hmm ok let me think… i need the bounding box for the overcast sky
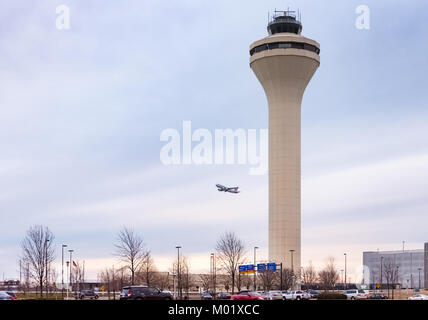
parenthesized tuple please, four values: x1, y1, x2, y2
(1, 0, 428, 281)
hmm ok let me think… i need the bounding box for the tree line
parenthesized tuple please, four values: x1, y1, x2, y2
(18, 225, 348, 298)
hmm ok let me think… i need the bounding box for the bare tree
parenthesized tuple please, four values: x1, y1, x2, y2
(137, 253, 157, 286)
(49, 268, 58, 294)
(241, 274, 253, 291)
(153, 272, 170, 290)
(383, 259, 399, 299)
(302, 261, 317, 289)
(19, 260, 31, 295)
(172, 256, 192, 298)
(114, 227, 149, 285)
(20, 225, 55, 298)
(199, 273, 212, 291)
(258, 270, 278, 291)
(116, 266, 130, 290)
(280, 268, 295, 291)
(99, 266, 119, 300)
(72, 261, 85, 293)
(215, 231, 246, 294)
(318, 257, 339, 291)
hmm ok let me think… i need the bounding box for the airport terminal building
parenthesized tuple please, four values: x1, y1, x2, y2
(363, 243, 428, 289)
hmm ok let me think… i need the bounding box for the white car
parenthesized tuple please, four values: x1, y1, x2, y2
(264, 291, 283, 300)
(343, 289, 368, 300)
(282, 290, 311, 300)
(408, 294, 428, 300)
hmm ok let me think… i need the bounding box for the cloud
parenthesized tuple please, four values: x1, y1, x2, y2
(1, 0, 428, 281)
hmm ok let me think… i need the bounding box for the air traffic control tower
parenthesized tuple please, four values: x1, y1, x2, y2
(250, 11, 320, 275)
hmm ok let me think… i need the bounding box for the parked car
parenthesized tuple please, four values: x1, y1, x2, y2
(75, 289, 99, 300)
(0, 291, 13, 300)
(119, 286, 173, 300)
(369, 293, 388, 300)
(343, 289, 368, 300)
(5, 292, 17, 300)
(408, 294, 428, 300)
(307, 290, 319, 299)
(201, 292, 213, 300)
(282, 290, 311, 300)
(231, 291, 264, 300)
(263, 291, 283, 300)
(216, 292, 231, 300)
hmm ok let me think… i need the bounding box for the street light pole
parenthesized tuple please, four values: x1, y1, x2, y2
(66, 261, 70, 300)
(290, 250, 295, 289)
(253, 247, 258, 291)
(340, 270, 344, 288)
(45, 239, 49, 297)
(410, 252, 413, 289)
(344, 253, 347, 290)
(418, 268, 422, 290)
(69, 249, 74, 298)
(213, 253, 216, 298)
(176, 246, 181, 300)
(210, 254, 213, 293)
(62, 244, 67, 298)
(380, 256, 384, 291)
(211, 253, 216, 298)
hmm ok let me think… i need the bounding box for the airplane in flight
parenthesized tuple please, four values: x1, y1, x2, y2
(216, 184, 240, 194)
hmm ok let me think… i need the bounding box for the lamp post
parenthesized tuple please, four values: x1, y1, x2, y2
(418, 268, 422, 290)
(62, 244, 67, 298)
(68, 249, 74, 297)
(410, 252, 413, 289)
(253, 247, 258, 291)
(173, 273, 176, 299)
(344, 253, 347, 290)
(340, 270, 344, 288)
(213, 253, 216, 298)
(380, 256, 384, 291)
(210, 254, 212, 293)
(211, 253, 216, 298)
(66, 261, 70, 300)
(45, 239, 50, 297)
(176, 246, 181, 299)
(290, 250, 295, 289)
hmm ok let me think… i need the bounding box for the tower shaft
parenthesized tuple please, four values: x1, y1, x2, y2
(250, 16, 320, 276)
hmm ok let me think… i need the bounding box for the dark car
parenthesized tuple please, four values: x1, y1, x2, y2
(0, 291, 13, 300)
(201, 292, 213, 300)
(120, 286, 173, 300)
(76, 290, 99, 300)
(369, 293, 388, 300)
(217, 292, 231, 300)
(308, 290, 319, 299)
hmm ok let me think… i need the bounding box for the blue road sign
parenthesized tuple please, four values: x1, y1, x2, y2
(239, 265, 247, 273)
(267, 263, 276, 272)
(257, 264, 266, 273)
